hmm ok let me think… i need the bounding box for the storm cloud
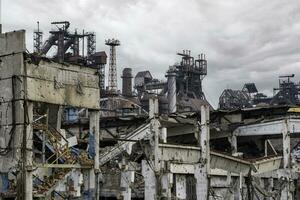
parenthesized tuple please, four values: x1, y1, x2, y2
(2, 0, 300, 107)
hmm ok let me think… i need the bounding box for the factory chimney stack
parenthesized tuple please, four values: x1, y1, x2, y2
(122, 68, 133, 97)
(166, 66, 177, 113)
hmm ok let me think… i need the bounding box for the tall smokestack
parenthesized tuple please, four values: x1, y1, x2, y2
(166, 66, 177, 113)
(122, 68, 133, 97)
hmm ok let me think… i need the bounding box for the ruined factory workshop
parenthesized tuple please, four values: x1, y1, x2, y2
(1, 0, 300, 199)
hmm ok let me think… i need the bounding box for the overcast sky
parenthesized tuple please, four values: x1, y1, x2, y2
(2, 0, 300, 108)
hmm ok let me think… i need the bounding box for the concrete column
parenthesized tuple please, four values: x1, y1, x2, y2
(88, 110, 100, 200)
(195, 105, 210, 200)
(175, 175, 186, 200)
(142, 160, 157, 200)
(83, 170, 95, 199)
(152, 119, 160, 173)
(149, 97, 159, 119)
(161, 127, 167, 143)
(226, 171, 232, 185)
(120, 170, 135, 200)
(56, 106, 63, 130)
(237, 173, 243, 200)
(24, 101, 33, 200)
(149, 97, 160, 173)
(282, 119, 290, 169)
(14, 100, 24, 199)
(281, 119, 292, 200)
(225, 172, 234, 199)
(267, 178, 274, 200)
(265, 140, 268, 157)
(145, 97, 160, 199)
(200, 105, 210, 171)
(161, 173, 173, 199)
(195, 163, 208, 200)
(228, 135, 237, 155)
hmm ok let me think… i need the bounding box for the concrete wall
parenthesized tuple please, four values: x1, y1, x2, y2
(0, 31, 26, 172)
(25, 60, 100, 109)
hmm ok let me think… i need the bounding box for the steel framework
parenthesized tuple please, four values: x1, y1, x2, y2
(33, 22, 43, 53)
(105, 39, 120, 94)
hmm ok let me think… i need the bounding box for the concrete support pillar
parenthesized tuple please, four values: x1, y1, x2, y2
(83, 170, 95, 199)
(120, 170, 135, 200)
(142, 160, 157, 200)
(267, 178, 274, 200)
(265, 140, 268, 157)
(149, 97, 159, 119)
(226, 171, 232, 185)
(56, 106, 63, 130)
(149, 97, 160, 173)
(195, 105, 210, 200)
(145, 97, 160, 199)
(282, 119, 290, 169)
(200, 105, 210, 171)
(24, 101, 33, 200)
(15, 100, 25, 199)
(175, 175, 186, 200)
(83, 110, 99, 200)
(226, 171, 234, 199)
(237, 173, 243, 200)
(228, 135, 237, 155)
(256, 178, 265, 200)
(195, 163, 208, 200)
(281, 119, 292, 200)
(161, 173, 173, 199)
(161, 127, 167, 143)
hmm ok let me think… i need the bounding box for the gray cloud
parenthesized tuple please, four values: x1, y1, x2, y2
(2, 0, 300, 107)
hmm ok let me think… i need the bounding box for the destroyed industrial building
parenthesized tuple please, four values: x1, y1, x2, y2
(0, 20, 300, 200)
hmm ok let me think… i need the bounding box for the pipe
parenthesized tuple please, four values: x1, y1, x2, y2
(166, 67, 177, 114)
(122, 68, 133, 97)
(41, 34, 58, 55)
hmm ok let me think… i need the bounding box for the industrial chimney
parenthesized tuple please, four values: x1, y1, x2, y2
(122, 68, 133, 97)
(166, 66, 177, 113)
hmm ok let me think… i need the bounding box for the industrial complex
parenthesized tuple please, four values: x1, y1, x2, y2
(0, 21, 300, 200)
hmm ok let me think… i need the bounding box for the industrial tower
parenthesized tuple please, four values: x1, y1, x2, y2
(105, 38, 120, 94)
(176, 50, 207, 100)
(87, 32, 96, 57)
(33, 21, 43, 53)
